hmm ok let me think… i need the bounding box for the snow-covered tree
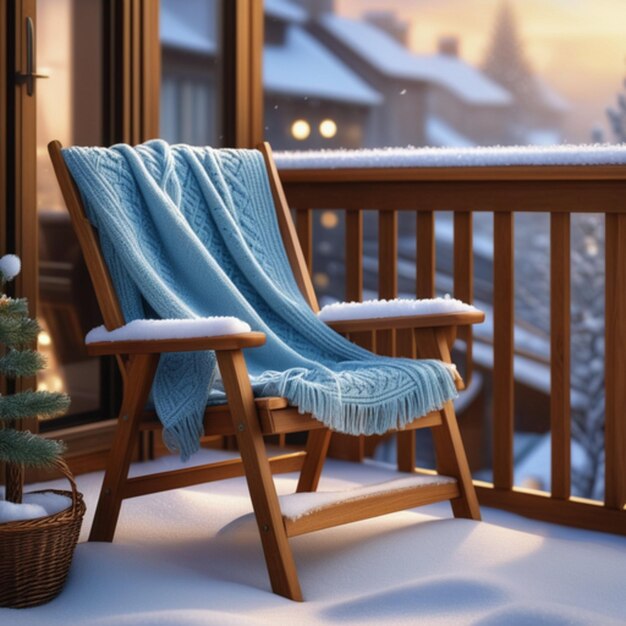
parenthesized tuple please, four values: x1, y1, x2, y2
(482, 1, 540, 130)
(483, 2, 532, 90)
(0, 255, 70, 505)
(604, 78, 626, 143)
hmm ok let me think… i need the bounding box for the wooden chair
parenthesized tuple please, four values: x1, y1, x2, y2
(48, 140, 483, 601)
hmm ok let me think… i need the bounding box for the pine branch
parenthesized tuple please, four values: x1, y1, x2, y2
(0, 349, 46, 378)
(0, 390, 70, 421)
(0, 316, 40, 347)
(0, 429, 65, 468)
(0, 296, 29, 317)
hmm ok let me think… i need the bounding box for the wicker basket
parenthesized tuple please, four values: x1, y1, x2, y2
(0, 459, 86, 608)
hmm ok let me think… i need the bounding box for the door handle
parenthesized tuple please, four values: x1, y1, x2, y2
(15, 17, 49, 96)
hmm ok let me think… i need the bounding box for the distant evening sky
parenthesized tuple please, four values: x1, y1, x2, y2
(337, 0, 626, 141)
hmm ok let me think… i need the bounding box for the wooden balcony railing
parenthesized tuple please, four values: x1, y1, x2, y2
(279, 161, 626, 536)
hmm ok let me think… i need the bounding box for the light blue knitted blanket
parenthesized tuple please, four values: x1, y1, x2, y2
(63, 141, 458, 459)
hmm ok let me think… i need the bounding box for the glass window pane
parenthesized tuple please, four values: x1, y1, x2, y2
(160, 0, 222, 146)
(36, 0, 104, 420)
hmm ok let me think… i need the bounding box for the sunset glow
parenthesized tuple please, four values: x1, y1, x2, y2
(337, 0, 626, 141)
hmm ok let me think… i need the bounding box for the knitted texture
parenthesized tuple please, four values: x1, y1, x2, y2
(62, 141, 458, 459)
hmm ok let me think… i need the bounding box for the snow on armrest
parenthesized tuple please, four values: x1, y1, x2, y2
(317, 296, 479, 323)
(85, 317, 252, 344)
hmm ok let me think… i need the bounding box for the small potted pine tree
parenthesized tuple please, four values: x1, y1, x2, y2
(0, 254, 85, 608)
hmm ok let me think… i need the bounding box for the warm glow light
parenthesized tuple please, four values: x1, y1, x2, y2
(319, 119, 338, 139)
(320, 211, 339, 229)
(37, 382, 49, 392)
(313, 272, 330, 288)
(38, 331, 52, 346)
(291, 119, 311, 141)
(50, 375, 64, 392)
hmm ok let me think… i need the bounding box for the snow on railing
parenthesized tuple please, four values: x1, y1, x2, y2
(274, 144, 626, 169)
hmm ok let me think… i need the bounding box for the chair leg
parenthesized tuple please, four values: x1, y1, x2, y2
(397, 430, 416, 473)
(432, 402, 481, 520)
(411, 326, 480, 520)
(297, 428, 331, 493)
(217, 350, 303, 601)
(90, 354, 159, 542)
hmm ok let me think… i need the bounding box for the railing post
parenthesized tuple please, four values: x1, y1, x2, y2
(605, 213, 626, 510)
(454, 211, 474, 384)
(416, 212, 435, 298)
(378, 211, 397, 356)
(493, 212, 514, 490)
(295, 208, 313, 273)
(345, 210, 363, 303)
(550, 212, 571, 500)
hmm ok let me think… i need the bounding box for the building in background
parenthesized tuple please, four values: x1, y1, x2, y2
(160, 0, 567, 151)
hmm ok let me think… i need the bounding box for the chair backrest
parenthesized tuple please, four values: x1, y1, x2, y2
(47, 140, 320, 337)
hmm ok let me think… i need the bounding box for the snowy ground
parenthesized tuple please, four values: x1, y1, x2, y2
(3, 448, 625, 625)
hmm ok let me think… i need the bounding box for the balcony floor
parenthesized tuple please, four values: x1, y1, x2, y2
(4, 448, 625, 625)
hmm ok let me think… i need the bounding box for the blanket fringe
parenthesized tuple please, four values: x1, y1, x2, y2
(269, 363, 459, 436)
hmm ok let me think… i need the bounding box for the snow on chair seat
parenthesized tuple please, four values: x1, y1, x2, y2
(280, 474, 459, 537)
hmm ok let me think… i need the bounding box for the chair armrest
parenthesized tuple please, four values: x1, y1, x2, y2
(84, 318, 265, 355)
(319, 297, 484, 333)
(86, 332, 266, 356)
(325, 311, 484, 333)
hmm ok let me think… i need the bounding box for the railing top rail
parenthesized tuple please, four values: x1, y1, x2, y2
(275, 144, 626, 182)
(278, 164, 626, 184)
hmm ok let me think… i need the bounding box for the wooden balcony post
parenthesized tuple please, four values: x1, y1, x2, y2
(605, 213, 626, 510)
(454, 211, 474, 384)
(493, 212, 514, 490)
(550, 212, 571, 500)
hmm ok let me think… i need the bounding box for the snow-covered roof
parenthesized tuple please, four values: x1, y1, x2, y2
(525, 129, 563, 146)
(425, 116, 475, 148)
(265, 0, 307, 23)
(320, 14, 512, 107)
(274, 143, 626, 169)
(534, 78, 569, 114)
(160, 0, 217, 55)
(264, 25, 382, 106)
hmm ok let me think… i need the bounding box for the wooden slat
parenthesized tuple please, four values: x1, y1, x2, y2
(122, 452, 306, 499)
(259, 142, 319, 312)
(295, 209, 313, 273)
(296, 429, 332, 493)
(86, 332, 267, 356)
(550, 212, 571, 500)
(326, 311, 484, 333)
(345, 209, 363, 302)
(378, 211, 397, 356)
(280, 180, 626, 214)
(284, 482, 460, 537)
(416, 212, 435, 298)
(454, 212, 474, 384)
(259, 408, 327, 435)
(475, 483, 626, 536)
(279, 164, 626, 184)
(605, 213, 626, 510)
(493, 212, 514, 490)
(346, 331, 376, 352)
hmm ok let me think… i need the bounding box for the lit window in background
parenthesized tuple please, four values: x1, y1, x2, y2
(320, 211, 339, 229)
(291, 119, 311, 140)
(319, 119, 337, 139)
(313, 272, 330, 288)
